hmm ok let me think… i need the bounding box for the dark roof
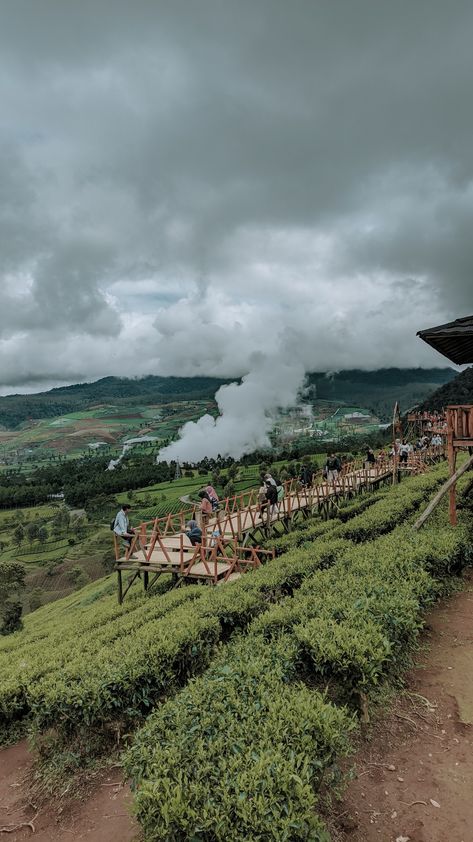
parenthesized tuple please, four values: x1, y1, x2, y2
(417, 315, 473, 365)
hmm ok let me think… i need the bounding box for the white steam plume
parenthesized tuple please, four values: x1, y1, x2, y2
(157, 354, 306, 463)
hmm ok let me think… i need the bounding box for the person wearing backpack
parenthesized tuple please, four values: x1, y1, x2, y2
(112, 503, 135, 548)
(265, 479, 278, 522)
(205, 484, 220, 511)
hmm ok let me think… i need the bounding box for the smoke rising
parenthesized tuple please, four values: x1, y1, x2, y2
(158, 355, 306, 462)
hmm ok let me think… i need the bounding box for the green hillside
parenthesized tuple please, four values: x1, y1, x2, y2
(307, 367, 455, 418)
(0, 368, 455, 430)
(419, 365, 473, 411)
(1, 460, 472, 840)
(0, 375, 231, 429)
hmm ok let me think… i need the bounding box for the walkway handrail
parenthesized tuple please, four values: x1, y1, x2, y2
(113, 445, 446, 560)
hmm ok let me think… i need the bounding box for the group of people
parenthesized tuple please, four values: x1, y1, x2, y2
(113, 434, 443, 552)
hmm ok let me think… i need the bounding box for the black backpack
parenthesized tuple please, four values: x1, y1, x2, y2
(266, 483, 277, 504)
(110, 517, 116, 531)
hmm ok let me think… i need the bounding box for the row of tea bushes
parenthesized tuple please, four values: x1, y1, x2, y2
(25, 541, 346, 740)
(0, 572, 173, 657)
(124, 505, 472, 840)
(256, 520, 473, 702)
(125, 635, 353, 842)
(0, 463, 450, 743)
(0, 585, 206, 731)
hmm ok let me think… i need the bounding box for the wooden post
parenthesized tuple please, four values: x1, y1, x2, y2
(446, 408, 457, 526)
(117, 568, 123, 605)
(413, 452, 473, 530)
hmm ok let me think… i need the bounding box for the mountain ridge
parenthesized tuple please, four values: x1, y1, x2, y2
(0, 368, 456, 429)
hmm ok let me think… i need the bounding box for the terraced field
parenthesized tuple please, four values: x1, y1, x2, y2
(2, 460, 473, 840)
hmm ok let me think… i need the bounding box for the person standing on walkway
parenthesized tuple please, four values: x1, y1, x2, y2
(325, 453, 341, 485)
(399, 440, 410, 465)
(205, 484, 220, 511)
(265, 480, 278, 524)
(198, 490, 213, 529)
(300, 463, 314, 487)
(365, 448, 376, 469)
(258, 478, 269, 523)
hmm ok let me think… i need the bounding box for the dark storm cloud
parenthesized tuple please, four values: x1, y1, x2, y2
(0, 0, 471, 388)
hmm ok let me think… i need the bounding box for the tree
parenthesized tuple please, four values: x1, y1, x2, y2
(26, 522, 39, 543)
(0, 560, 26, 635)
(223, 481, 235, 499)
(70, 565, 89, 589)
(13, 524, 25, 546)
(37, 525, 48, 544)
(227, 463, 239, 480)
(1, 600, 23, 635)
(29, 588, 43, 612)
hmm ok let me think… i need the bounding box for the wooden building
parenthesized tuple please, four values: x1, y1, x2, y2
(417, 315, 473, 525)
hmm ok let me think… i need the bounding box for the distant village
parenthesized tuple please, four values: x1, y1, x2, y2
(273, 402, 382, 445)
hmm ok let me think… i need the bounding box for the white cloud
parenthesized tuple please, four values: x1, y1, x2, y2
(0, 0, 471, 390)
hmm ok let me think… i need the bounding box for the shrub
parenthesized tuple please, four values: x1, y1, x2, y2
(125, 636, 353, 842)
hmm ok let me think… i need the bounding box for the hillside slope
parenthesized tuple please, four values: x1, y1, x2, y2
(307, 367, 455, 418)
(0, 368, 455, 429)
(0, 376, 231, 429)
(420, 366, 473, 410)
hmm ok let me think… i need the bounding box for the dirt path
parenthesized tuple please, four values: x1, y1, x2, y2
(330, 572, 473, 842)
(0, 742, 138, 841)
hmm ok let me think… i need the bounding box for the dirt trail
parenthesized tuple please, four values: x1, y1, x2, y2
(331, 572, 473, 842)
(0, 743, 138, 841)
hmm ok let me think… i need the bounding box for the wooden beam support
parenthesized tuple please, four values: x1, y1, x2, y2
(413, 453, 473, 530)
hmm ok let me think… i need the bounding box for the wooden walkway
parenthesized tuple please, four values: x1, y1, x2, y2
(114, 446, 445, 601)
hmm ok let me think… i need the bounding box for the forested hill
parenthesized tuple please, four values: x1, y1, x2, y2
(0, 367, 455, 429)
(0, 375, 232, 429)
(307, 367, 455, 419)
(419, 366, 473, 411)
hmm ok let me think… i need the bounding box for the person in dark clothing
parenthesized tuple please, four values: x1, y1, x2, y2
(185, 520, 202, 546)
(365, 448, 376, 468)
(300, 464, 314, 487)
(265, 480, 278, 523)
(325, 453, 341, 484)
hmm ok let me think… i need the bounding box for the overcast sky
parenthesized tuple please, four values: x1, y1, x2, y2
(0, 0, 471, 394)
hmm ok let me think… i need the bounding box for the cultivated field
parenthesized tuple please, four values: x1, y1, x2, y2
(2, 460, 472, 840)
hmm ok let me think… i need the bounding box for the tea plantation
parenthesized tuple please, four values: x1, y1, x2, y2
(2, 460, 472, 841)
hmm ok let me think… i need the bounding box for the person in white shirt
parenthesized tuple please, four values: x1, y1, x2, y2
(113, 504, 135, 547)
(399, 441, 410, 464)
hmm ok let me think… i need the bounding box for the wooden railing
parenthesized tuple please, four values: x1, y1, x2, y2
(112, 445, 446, 562)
